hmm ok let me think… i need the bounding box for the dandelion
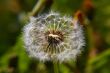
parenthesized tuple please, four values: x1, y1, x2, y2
(23, 11, 85, 62)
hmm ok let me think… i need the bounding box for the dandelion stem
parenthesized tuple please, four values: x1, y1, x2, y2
(53, 62, 59, 73)
(29, 0, 46, 16)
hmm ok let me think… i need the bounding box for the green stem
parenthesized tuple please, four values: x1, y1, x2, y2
(83, 24, 94, 73)
(29, 0, 46, 16)
(53, 62, 59, 73)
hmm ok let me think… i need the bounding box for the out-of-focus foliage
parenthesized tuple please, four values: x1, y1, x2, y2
(90, 49, 110, 73)
(0, 0, 110, 73)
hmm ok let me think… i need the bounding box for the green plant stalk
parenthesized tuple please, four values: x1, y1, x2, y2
(53, 62, 59, 73)
(85, 25, 95, 73)
(29, 0, 46, 16)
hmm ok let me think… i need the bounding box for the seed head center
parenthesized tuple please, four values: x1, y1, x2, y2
(45, 30, 64, 45)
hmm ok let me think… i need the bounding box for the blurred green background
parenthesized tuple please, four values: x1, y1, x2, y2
(0, 0, 110, 73)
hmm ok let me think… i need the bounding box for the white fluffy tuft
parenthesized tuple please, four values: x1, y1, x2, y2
(23, 11, 85, 62)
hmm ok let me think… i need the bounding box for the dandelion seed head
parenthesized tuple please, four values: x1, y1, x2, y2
(23, 11, 85, 62)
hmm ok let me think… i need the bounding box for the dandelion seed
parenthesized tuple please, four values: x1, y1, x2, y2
(23, 11, 85, 62)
